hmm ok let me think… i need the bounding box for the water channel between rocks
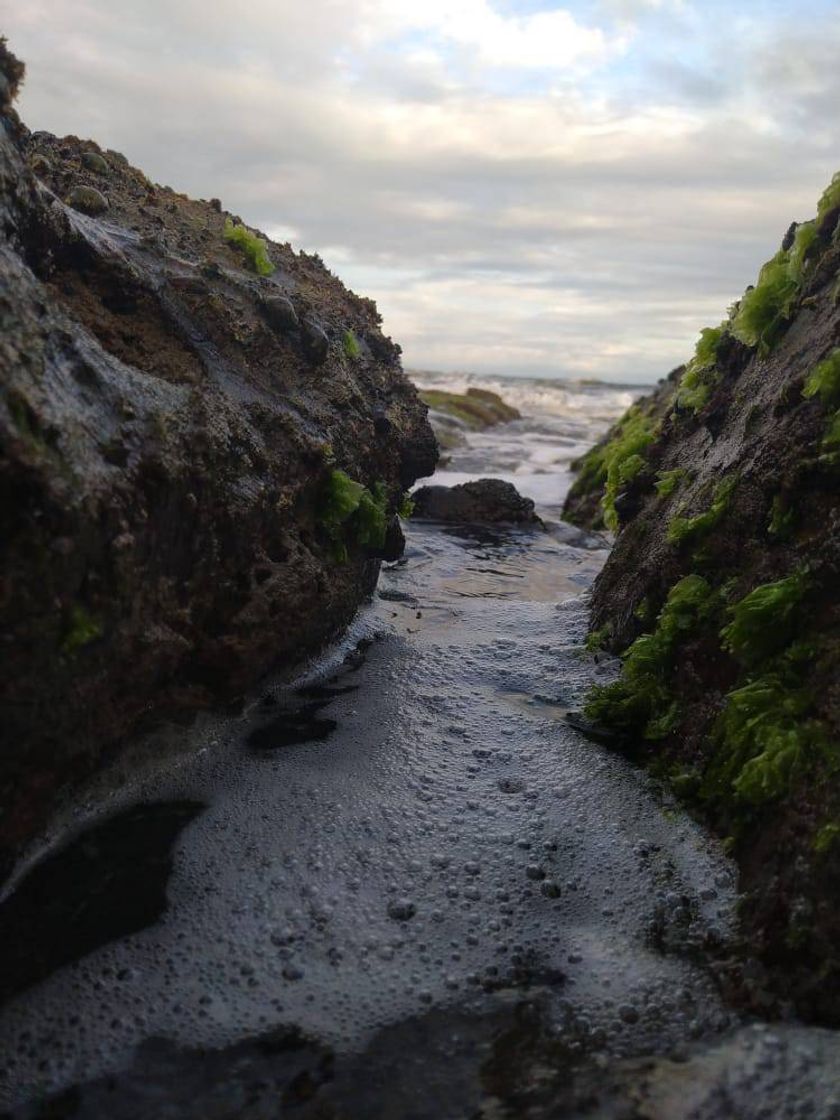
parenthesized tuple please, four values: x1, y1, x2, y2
(2, 377, 839, 1119)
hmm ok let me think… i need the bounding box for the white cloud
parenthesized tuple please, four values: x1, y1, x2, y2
(6, 0, 840, 383)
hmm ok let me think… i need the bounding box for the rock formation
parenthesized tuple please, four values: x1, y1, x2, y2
(0, 42, 437, 871)
(564, 170, 840, 1023)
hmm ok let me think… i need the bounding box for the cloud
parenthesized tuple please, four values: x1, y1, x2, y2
(6, 0, 840, 383)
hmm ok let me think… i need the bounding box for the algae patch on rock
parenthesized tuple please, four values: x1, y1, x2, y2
(564, 166, 840, 1024)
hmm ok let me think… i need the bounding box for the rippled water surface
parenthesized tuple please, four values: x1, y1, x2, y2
(2, 378, 839, 1118)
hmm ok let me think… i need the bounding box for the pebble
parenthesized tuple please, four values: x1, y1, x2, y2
(387, 899, 417, 921)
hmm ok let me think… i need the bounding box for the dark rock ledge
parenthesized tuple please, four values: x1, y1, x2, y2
(0, 41, 437, 872)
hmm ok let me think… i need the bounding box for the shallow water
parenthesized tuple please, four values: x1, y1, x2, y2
(2, 380, 839, 1118)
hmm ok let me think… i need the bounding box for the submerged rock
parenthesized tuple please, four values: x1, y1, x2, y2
(564, 168, 840, 1025)
(0, 43, 437, 870)
(412, 479, 540, 525)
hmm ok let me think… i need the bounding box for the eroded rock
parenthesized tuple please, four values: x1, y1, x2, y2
(412, 478, 540, 525)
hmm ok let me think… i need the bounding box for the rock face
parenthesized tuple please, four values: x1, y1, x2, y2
(0, 44, 437, 870)
(412, 479, 539, 524)
(563, 171, 840, 1024)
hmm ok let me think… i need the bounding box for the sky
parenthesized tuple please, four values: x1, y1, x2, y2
(4, 0, 840, 384)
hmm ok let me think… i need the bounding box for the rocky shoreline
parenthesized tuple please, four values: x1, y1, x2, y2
(0, 42, 436, 873)
(564, 174, 840, 1024)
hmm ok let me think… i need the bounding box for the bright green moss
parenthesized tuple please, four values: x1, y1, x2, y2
(318, 470, 388, 560)
(398, 492, 415, 519)
(816, 171, 840, 231)
(667, 476, 736, 546)
(343, 329, 361, 360)
(600, 406, 658, 531)
(674, 324, 727, 414)
(708, 644, 824, 806)
(655, 469, 687, 498)
(788, 220, 818, 281)
(354, 483, 388, 550)
(720, 571, 808, 666)
(584, 575, 718, 739)
(223, 218, 275, 276)
(731, 250, 799, 353)
(61, 605, 102, 655)
(803, 349, 840, 408)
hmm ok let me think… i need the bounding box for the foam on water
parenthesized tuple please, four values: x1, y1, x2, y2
(414, 373, 640, 505)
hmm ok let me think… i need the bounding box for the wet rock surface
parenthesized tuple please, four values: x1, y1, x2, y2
(0, 48, 436, 868)
(561, 185, 840, 1023)
(412, 478, 540, 524)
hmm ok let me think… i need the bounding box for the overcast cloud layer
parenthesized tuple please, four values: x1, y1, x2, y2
(5, 0, 840, 383)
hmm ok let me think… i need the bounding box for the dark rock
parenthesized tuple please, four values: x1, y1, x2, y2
(81, 150, 109, 174)
(568, 194, 840, 1027)
(301, 317, 330, 365)
(381, 515, 405, 562)
(209, 197, 222, 212)
(65, 184, 109, 215)
(412, 478, 539, 525)
(259, 293, 299, 334)
(0, 84, 437, 868)
(27, 152, 51, 177)
(372, 406, 392, 435)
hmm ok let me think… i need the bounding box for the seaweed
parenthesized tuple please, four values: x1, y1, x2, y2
(600, 406, 659, 531)
(667, 476, 736, 546)
(61, 605, 102, 656)
(816, 171, 840, 231)
(654, 468, 687, 498)
(223, 218, 275, 277)
(803, 349, 840, 408)
(584, 575, 719, 739)
(720, 571, 808, 666)
(731, 250, 799, 353)
(343, 329, 361, 360)
(674, 325, 726, 414)
(317, 470, 388, 559)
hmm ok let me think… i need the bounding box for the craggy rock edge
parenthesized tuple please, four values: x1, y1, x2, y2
(0, 44, 437, 872)
(562, 177, 840, 1024)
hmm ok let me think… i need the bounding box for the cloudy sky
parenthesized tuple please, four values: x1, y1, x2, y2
(6, 1, 840, 383)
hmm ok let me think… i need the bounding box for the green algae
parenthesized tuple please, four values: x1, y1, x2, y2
(674, 324, 726, 414)
(706, 643, 824, 807)
(721, 571, 808, 666)
(803, 349, 840, 408)
(61, 605, 102, 656)
(343, 329, 361, 360)
(768, 494, 795, 539)
(654, 469, 687, 499)
(667, 476, 736, 546)
(814, 822, 840, 854)
(731, 249, 799, 353)
(816, 171, 840, 231)
(600, 407, 659, 531)
(584, 575, 719, 739)
(223, 218, 275, 277)
(318, 470, 388, 560)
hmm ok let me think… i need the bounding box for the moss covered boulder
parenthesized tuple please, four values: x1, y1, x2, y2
(564, 170, 840, 1024)
(0, 43, 437, 872)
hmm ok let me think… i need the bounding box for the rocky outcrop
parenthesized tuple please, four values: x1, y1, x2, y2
(415, 385, 520, 452)
(563, 171, 840, 1023)
(412, 479, 540, 524)
(0, 44, 437, 870)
